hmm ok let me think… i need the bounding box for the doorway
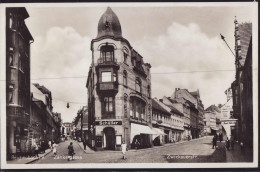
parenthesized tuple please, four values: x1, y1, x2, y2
(103, 127, 115, 150)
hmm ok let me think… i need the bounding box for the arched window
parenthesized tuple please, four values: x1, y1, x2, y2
(135, 78, 141, 93)
(123, 70, 127, 86)
(100, 45, 114, 62)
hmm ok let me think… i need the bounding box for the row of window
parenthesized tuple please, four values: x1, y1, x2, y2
(8, 13, 25, 30)
(100, 96, 148, 121)
(100, 70, 151, 96)
(152, 113, 184, 127)
(99, 45, 143, 71)
(129, 98, 146, 120)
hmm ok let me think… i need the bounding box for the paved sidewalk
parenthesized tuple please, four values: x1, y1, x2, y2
(7, 148, 52, 164)
(75, 140, 95, 154)
(76, 136, 206, 154)
(225, 143, 253, 162)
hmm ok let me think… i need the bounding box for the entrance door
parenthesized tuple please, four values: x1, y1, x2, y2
(103, 127, 115, 150)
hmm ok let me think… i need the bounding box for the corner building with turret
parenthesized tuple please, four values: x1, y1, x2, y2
(86, 7, 153, 151)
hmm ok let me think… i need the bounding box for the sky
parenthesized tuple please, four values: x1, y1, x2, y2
(23, 4, 256, 123)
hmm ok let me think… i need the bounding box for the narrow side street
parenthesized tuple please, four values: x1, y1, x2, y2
(33, 136, 226, 163)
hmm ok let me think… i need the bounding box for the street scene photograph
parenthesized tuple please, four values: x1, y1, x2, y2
(0, 2, 258, 169)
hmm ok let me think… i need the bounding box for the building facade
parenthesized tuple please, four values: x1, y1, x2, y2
(86, 7, 153, 151)
(6, 7, 33, 160)
(161, 97, 185, 141)
(32, 83, 61, 143)
(204, 105, 222, 135)
(172, 88, 200, 138)
(231, 18, 252, 149)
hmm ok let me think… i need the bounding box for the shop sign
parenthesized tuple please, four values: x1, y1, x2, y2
(95, 121, 122, 125)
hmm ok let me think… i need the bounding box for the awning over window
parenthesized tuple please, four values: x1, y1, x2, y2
(152, 128, 166, 140)
(130, 123, 157, 142)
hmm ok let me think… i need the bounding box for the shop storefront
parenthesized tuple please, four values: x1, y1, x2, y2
(130, 123, 155, 149)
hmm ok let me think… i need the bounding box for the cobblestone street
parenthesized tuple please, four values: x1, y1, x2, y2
(32, 136, 226, 164)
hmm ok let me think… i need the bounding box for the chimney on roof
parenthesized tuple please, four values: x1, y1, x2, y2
(159, 99, 163, 102)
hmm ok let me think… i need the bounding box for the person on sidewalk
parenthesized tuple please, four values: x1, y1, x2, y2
(48, 140, 52, 150)
(53, 142, 57, 156)
(83, 139, 87, 150)
(226, 137, 230, 150)
(68, 142, 75, 161)
(41, 140, 45, 153)
(121, 141, 127, 160)
(219, 133, 223, 143)
(240, 141, 244, 154)
(230, 136, 235, 150)
(34, 143, 39, 158)
(212, 135, 217, 149)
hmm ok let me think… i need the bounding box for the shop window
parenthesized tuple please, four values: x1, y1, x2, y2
(101, 71, 111, 82)
(135, 78, 141, 93)
(104, 97, 114, 112)
(100, 45, 114, 62)
(123, 70, 127, 86)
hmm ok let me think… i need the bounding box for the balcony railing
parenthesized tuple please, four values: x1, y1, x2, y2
(97, 58, 117, 65)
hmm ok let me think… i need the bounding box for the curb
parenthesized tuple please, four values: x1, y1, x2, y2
(26, 149, 52, 164)
(77, 136, 207, 154)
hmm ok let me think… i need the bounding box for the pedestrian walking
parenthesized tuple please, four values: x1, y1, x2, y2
(219, 133, 223, 143)
(134, 139, 140, 150)
(83, 140, 87, 150)
(230, 136, 235, 150)
(68, 142, 75, 161)
(53, 142, 57, 156)
(212, 135, 217, 149)
(41, 140, 45, 153)
(121, 141, 127, 160)
(34, 143, 39, 158)
(226, 137, 230, 150)
(240, 142, 244, 153)
(48, 140, 52, 150)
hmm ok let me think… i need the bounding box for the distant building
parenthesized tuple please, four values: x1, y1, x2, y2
(204, 105, 221, 135)
(63, 122, 73, 137)
(6, 7, 33, 160)
(32, 83, 61, 142)
(86, 7, 152, 151)
(172, 88, 203, 137)
(160, 97, 185, 141)
(220, 96, 237, 140)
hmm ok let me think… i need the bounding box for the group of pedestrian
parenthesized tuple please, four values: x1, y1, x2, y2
(212, 134, 245, 154)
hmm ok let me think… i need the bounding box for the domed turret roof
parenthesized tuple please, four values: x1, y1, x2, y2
(96, 7, 122, 39)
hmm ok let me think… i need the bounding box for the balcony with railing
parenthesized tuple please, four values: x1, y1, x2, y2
(96, 58, 119, 70)
(97, 81, 118, 94)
